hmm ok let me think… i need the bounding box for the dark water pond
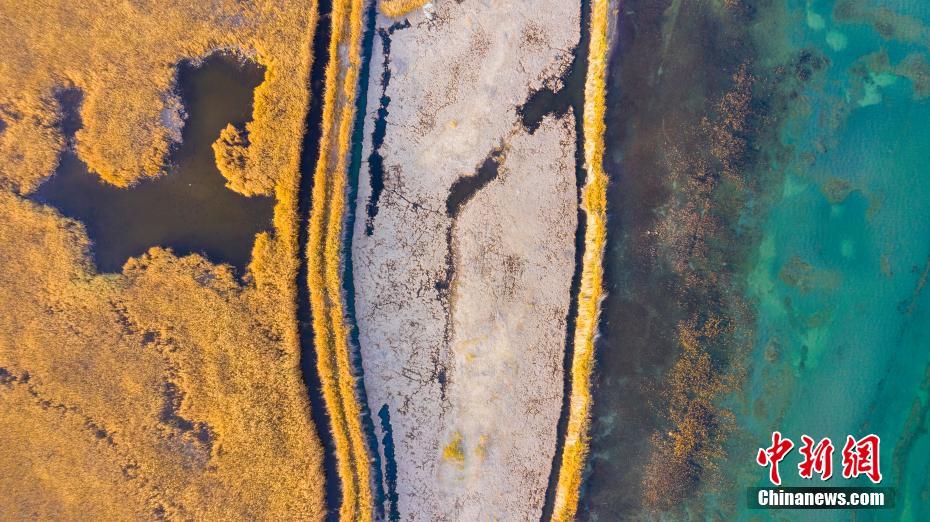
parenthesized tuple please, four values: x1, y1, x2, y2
(32, 55, 273, 273)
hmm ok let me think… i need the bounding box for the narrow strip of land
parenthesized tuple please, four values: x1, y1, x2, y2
(550, 0, 610, 519)
(306, 0, 373, 518)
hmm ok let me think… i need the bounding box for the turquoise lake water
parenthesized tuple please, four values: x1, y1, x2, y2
(714, 0, 930, 519)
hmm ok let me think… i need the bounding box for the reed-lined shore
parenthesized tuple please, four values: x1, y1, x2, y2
(549, 0, 610, 519)
(305, 0, 374, 518)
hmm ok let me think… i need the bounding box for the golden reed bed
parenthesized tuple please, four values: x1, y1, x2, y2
(379, 0, 428, 17)
(0, 0, 330, 518)
(306, 0, 373, 518)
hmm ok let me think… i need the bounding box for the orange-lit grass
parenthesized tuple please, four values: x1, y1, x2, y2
(0, 0, 316, 197)
(550, 0, 609, 519)
(306, 0, 373, 518)
(0, 0, 328, 518)
(380, 0, 429, 18)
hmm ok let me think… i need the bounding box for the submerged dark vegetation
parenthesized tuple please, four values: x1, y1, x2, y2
(581, 0, 823, 517)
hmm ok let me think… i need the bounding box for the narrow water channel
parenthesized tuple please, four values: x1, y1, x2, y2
(32, 55, 273, 274)
(343, 0, 388, 517)
(294, 0, 343, 518)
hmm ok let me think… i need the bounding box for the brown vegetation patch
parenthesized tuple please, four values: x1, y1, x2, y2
(821, 177, 853, 204)
(638, 58, 764, 512)
(852, 50, 930, 102)
(834, 0, 930, 49)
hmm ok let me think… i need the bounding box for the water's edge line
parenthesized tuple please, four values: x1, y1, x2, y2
(343, 0, 388, 518)
(549, 0, 610, 519)
(539, 0, 591, 518)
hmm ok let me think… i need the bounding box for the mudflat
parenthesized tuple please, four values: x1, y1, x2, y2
(352, 2, 580, 519)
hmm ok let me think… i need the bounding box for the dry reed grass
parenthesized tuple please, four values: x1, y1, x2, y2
(0, 0, 328, 518)
(550, 0, 610, 519)
(380, 0, 429, 18)
(306, 0, 374, 518)
(0, 0, 312, 197)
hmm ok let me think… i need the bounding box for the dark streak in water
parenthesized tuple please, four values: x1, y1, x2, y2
(517, 5, 587, 138)
(54, 87, 84, 145)
(364, 19, 411, 236)
(32, 55, 273, 276)
(426, 146, 507, 406)
(296, 0, 341, 516)
(444, 146, 505, 218)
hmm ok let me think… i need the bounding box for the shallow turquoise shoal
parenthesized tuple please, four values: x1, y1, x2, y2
(719, 1, 930, 520)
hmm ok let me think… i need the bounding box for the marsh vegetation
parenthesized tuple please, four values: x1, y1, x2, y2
(305, 0, 374, 518)
(32, 56, 274, 273)
(549, 0, 609, 520)
(0, 0, 328, 518)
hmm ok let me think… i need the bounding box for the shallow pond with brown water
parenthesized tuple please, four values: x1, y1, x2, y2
(33, 54, 273, 274)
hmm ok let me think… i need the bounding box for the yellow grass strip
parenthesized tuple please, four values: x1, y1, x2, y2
(550, 0, 610, 520)
(307, 0, 373, 518)
(379, 0, 428, 17)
